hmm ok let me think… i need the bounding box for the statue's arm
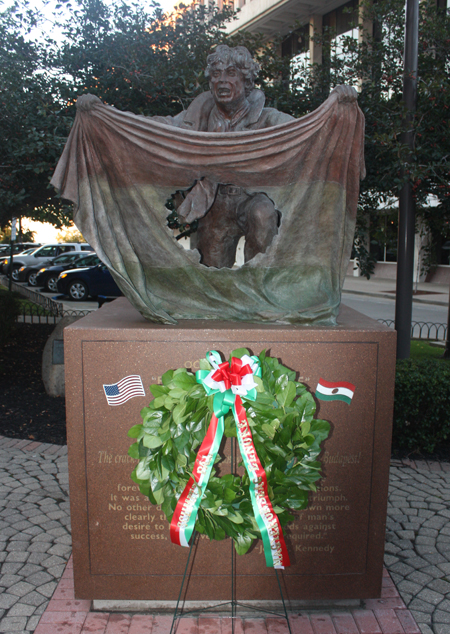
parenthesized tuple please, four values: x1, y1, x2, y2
(75, 94, 187, 127)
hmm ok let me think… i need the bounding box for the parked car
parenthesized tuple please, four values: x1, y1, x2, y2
(0, 242, 40, 256)
(35, 253, 101, 292)
(57, 261, 122, 301)
(17, 251, 90, 287)
(2, 243, 94, 278)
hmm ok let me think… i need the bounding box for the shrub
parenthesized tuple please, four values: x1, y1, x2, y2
(393, 359, 450, 453)
(0, 289, 21, 347)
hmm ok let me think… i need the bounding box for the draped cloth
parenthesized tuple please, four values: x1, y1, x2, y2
(51, 92, 365, 325)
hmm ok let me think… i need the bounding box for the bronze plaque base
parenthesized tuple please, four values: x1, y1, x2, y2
(64, 298, 396, 602)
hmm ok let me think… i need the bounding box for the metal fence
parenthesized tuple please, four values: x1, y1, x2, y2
(1, 275, 94, 324)
(377, 319, 448, 341)
(3, 275, 448, 338)
(16, 304, 93, 324)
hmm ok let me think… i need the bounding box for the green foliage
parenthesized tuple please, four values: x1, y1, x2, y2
(0, 288, 20, 346)
(128, 350, 330, 554)
(409, 340, 446, 360)
(0, 1, 74, 229)
(393, 358, 450, 453)
(274, 0, 450, 276)
(1, 0, 449, 263)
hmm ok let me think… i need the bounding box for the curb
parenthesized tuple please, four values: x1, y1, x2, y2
(342, 288, 449, 307)
(0, 434, 68, 457)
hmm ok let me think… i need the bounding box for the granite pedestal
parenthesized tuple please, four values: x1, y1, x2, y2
(64, 298, 396, 603)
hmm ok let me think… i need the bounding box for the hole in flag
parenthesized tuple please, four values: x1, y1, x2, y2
(332, 388, 339, 394)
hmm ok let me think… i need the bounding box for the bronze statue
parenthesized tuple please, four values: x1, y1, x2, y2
(53, 46, 365, 325)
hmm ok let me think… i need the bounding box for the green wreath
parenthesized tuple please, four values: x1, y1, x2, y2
(128, 349, 330, 555)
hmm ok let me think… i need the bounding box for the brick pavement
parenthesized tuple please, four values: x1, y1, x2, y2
(0, 436, 449, 633)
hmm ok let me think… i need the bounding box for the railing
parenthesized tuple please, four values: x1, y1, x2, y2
(1, 275, 94, 324)
(5, 277, 64, 316)
(16, 304, 93, 324)
(3, 275, 447, 337)
(377, 319, 448, 341)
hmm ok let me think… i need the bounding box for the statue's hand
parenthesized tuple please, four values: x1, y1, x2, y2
(331, 85, 358, 103)
(76, 94, 103, 111)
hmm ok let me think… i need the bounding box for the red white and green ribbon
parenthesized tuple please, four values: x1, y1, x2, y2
(169, 350, 290, 569)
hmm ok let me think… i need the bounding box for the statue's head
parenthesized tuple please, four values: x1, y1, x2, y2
(205, 45, 260, 106)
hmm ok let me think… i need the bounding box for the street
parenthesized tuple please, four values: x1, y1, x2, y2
(341, 292, 448, 341)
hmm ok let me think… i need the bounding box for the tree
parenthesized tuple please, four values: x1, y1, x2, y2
(1, 0, 448, 275)
(53, 0, 236, 117)
(0, 1, 73, 229)
(275, 0, 450, 276)
(55, 225, 85, 242)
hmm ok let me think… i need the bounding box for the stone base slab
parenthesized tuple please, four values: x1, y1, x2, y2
(64, 298, 397, 601)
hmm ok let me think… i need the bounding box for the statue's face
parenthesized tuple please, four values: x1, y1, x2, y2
(209, 62, 246, 108)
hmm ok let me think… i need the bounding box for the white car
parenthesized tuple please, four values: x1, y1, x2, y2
(2, 243, 94, 279)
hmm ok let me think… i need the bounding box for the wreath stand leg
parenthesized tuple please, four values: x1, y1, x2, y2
(169, 439, 292, 634)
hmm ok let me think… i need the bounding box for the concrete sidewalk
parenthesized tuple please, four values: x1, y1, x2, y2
(342, 276, 449, 307)
(1, 436, 449, 633)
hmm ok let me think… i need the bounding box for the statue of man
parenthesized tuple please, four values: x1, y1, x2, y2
(77, 44, 356, 269)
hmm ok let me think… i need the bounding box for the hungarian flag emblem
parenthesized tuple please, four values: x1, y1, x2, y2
(315, 378, 355, 405)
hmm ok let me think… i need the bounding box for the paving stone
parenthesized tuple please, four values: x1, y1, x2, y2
(27, 542, 51, 554)
(397, 580, 422, 596)
(0, 593, 19, 610)
(403, 556, 430, 569)
(416, 588, 445, 605)
(7, 583, 35, 598)
(31, 533, 53, 543)
(435, 625, 450, 634)
(398, 549, 416, 560)
(433, 610, 450, 623)
(0, 575, 24, 589)
(26, 614, 41, 631)
(427, 578, 450, 594)
(26, 572, 54, 586)
(421, 553, 449, 566)
(36, 582, 57, 598)
(5, 554, 28, 564)
(41, 555, 66, 569)
(47, 544, 71, 558)
(436, 599, 450, 612)
(7, 604, 35, 617)
(1, 564, 23, 576)
(46, 564, 66, 579)
(437, 563, 450, 575)
(397, 530, 416, 540)
(19, 591, 48, 607)
(26, 553, 49, 566)
(408, 597, 437, 613)
(389, 561, 416, 576)
(0, 615, 27, 632)
(415, 537, 436, 546)
(407, 609, 432, 623)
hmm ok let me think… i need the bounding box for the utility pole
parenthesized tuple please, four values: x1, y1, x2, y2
(395, 0, 419, 359)
(8, 217, 17, 292)
(444, 279, 450, 359)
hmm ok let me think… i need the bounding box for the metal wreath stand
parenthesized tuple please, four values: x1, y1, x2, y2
(169, 437, 292, 634)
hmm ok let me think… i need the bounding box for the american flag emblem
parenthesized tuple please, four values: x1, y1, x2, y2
(103, 375, 145, 406)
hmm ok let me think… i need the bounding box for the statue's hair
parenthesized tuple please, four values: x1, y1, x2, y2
(205, 45, 260, 96)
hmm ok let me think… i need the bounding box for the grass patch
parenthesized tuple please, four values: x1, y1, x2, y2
(410, 339, 448, 360)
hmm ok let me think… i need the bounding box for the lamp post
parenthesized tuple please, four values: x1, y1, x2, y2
(395, 0, 419, 359)
(8, 217, 17, 292)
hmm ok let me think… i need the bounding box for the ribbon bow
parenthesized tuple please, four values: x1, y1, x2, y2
(198, 351, 259, 418)
(170, 351, 290, 569)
